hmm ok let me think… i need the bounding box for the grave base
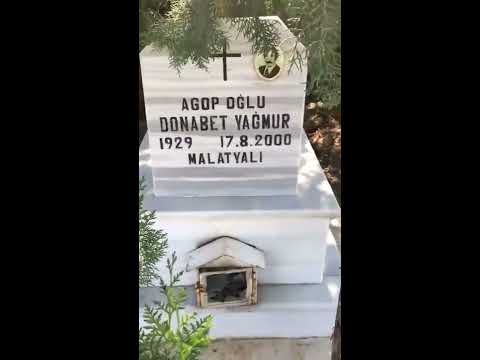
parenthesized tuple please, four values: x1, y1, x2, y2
(140, 276, 339, 338)
(139, 130, 341, 338)
(139, 227, 340, 339)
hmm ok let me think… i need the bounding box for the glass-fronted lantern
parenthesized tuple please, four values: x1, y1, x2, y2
(186, 237, 265, 308)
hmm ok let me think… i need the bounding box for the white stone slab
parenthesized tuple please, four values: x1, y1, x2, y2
(186, 236, 266, 271)
(140, 131, 340, 217)
(140, 277, 340, 338)
(140, 130, 340, 286)
(145, 215, 332, 286)
(324, 229, 341, 276)
(139, 222, 341, 338)
(140, 16, 308, 197)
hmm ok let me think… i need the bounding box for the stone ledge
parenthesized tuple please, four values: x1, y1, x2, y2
(140, 277, 340, 338)
(139, 131, 340, 218)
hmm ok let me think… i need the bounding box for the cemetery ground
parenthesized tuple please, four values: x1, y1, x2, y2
(199, 337, 332, 360)
(304, 104, 341, 205)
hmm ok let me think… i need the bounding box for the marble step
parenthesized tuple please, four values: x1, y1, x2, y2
(140, 278, 340, 338)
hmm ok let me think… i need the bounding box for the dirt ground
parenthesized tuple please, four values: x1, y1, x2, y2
(200, 338, 331, 360)
(304, 104, 341, 205)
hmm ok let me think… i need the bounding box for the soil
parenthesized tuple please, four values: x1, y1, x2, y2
(303, 104, 341, 205)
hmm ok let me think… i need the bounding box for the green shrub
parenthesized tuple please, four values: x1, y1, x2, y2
(139, 252, 213, 360)
(139, 180, 213, 359)
(139, 177, 168, 287)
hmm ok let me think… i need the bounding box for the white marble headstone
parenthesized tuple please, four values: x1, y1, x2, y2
(140, 16, 307, 197)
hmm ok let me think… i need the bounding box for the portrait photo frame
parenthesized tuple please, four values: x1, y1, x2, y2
(253, 46, 285, 81)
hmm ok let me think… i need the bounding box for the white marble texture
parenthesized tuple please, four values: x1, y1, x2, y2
(140, 16, 308, 197)
(186, 236, 266, 271)
(140, 131, 340, 217)
(138, 131, 341, 339)
(139, 131, 340, 286)
(140, 277, 340, 338)
(138, 16, 341, 340)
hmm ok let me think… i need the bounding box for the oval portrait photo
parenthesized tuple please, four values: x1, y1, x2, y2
(254, 46, 284, 81)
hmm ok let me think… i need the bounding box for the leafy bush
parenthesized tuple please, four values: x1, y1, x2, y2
(139, 177, 168, 287)
(139, 252, 213, 360)
(142, 0, 279, 74)
(139, 180, 213, 359)
(274, 0, 341, 108)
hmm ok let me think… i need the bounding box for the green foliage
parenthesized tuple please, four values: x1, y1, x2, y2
(139, 0, 341, 108)
(145, 0, 227, 73)
(140, 0, 279, 73)
(139, 252, 213, 360)
(140, 0, 170, 51)
(230, 16, 280, 57)
(139, 177, 168, 287)
(215, 0, 267, 17)
(272, 0, 341, 108)
(138, 178, 213, 358)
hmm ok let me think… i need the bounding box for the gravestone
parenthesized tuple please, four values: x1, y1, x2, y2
(140, 17, 307, 196)
(139, 16, 341, 341)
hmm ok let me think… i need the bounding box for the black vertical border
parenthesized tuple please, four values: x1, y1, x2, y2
(2, 2, 140, 358)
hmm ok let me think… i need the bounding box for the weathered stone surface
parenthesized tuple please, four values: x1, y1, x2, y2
(200, 338, 332, 360)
